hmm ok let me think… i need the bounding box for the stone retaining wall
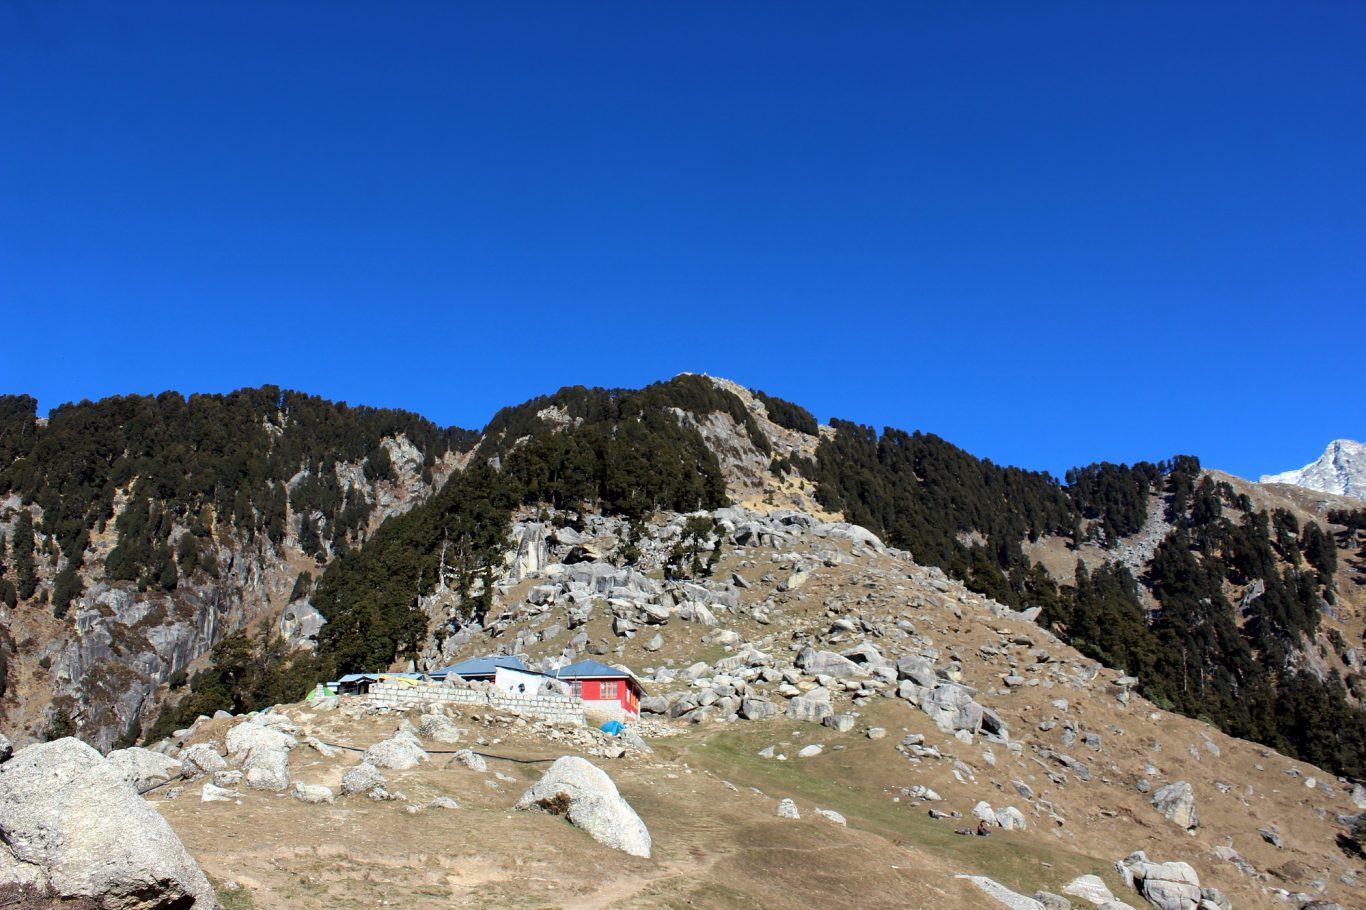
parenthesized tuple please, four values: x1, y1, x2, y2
(367, 682, 586, 725)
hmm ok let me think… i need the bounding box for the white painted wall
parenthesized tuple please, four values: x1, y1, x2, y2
(494, 666, 567, 697)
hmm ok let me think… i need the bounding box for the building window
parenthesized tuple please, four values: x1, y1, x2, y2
(601, 681, 618, 699)
(570, 681, 583, 698)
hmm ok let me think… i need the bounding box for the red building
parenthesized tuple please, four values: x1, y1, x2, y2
(553, 660, 646, 719)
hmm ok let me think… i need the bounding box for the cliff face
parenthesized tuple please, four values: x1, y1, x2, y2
(0, 433, 466, 750)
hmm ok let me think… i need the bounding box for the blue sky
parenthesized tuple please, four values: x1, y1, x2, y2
(2, 2, 1363, 480)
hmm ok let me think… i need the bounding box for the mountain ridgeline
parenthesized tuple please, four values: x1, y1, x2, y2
(1, 377, 1362, 777)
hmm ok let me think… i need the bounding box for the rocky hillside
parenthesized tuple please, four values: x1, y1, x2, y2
(4, 376, 1364, 779)
(0, 389, 475, 748)
(1262, 441, 1366, 503)
(7, 502, 1361, 909)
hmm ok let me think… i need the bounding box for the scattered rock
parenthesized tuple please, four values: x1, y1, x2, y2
(959, 875, 1047, 910)
(292, 782, 335, 804)
(454, 749, 488, 772)
(340, 763, 386, 796)
(1150, 781, 1198, 831)
(200, 782, 237, 802)
(1062, 874, 1115, 905)
(417, 713, 464, 744)
(777, 798, 800, 819)
(363, 730, 428, 771)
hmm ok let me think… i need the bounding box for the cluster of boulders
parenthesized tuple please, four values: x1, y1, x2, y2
(1113, 852, 1231, 910)
(964, 852, 1234, 910)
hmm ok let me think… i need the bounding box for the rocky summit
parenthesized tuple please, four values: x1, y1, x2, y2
(1, 375, 1364, 908)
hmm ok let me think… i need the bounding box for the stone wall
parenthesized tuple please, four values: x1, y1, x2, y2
(367, 682, 586, 725)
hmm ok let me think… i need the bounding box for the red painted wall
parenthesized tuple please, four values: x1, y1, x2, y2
(572, 678, 640, 716)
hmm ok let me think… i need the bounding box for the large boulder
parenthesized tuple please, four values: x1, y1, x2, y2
(1115, 853, 1203, 910)
(919, 683, 985, 734)
(226, 719, 297, 792)
(795, 647, 862, 679)
(896, 655, 938, 688)
(515, 756, 651, 857)
(416, 713, 464, 745)
(958, 875, 1046, 910)
(340, 763, 386, 796)
(362, 730, 428, 770)
(786, 689, 835, 724)
(1061, 874, 1115, 905)
(105, 747, 183, 792)
(1150, 781, 1198, 831)
(0, 737, 219, 908)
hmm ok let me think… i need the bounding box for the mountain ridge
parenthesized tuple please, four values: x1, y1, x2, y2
(1, 377, 1363, 781)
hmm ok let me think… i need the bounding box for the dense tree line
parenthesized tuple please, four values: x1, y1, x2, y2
(752, 390, 819, 435)
(0, 388, 474, 600)
(1065, 461, 1162, 544)
(813, 420, 1076, 607)
(479, 375, 771, 459)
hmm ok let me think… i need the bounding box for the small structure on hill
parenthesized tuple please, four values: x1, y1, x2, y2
(551, 660, 647, 719)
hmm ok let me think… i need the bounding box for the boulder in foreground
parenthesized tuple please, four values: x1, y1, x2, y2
(0, 737, 219, 909)
(515, 755, 651, 857)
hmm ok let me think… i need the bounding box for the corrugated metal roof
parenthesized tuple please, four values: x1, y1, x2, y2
(554, 660, 634, 680)
(431, 655, 529, 678)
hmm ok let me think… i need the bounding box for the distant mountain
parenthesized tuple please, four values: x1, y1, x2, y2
(1260, 439, 1366, 501)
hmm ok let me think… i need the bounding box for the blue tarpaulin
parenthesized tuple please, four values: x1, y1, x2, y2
(600, 720, 625, 735)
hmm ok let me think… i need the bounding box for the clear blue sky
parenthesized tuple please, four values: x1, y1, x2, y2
(3, 2, 1363, 480)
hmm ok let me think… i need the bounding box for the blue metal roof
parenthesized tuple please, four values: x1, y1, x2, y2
(554, 660, 633, 679)
(431, 655, 529, 678)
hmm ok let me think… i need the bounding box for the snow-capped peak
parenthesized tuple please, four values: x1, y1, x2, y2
(1259, 439, 1366, 501)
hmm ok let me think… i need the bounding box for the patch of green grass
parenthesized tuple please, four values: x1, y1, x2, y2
(672, 720, 1118, 898)
(210, 876, 257, 910)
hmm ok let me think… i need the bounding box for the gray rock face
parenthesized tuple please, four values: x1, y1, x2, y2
(0, 737, 219, 908)
(515, 756, 651, 857)
(786, 690, 835, 724)
(1114, 853, 1204, 910)
(896, 655, 938, 688)
(1150, 781, 1198, 830)
(105, 747, 183, 792)
(777, 798, 800, 819)
(0, 732, 11, 764)
(279, 600, 327, 649)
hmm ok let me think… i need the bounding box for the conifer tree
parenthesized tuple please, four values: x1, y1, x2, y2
(12, 511, 36, 600)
